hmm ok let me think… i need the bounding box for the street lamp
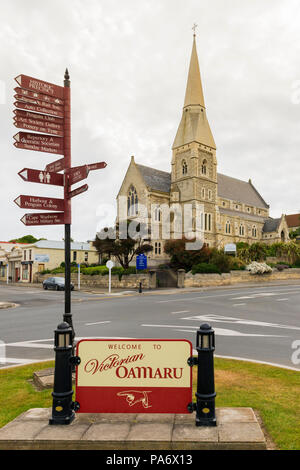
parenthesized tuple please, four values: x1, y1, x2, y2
(195, 323, 217, 426)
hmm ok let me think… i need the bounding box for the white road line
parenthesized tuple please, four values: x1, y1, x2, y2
(85, 321, 111, 326)
(141, 324, 285, 337)
(0, 357, 38, 365)
(171, 310, 190, 314)
(233, 303, 246, 306)
(6, 342, 53, 349)
(214, 354, 300, 372)
(181, 314, 300, 331)
(276, 298, 288, 302)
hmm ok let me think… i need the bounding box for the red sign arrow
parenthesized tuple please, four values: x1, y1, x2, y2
(14, 87, 64, 106)
(18, 168, 64, 186)
(14, 100, 64, 118)
(87, 162, 107, 171)
(14, 132, 64, 155)
(45, 157, 65, 173)
(21, 212, 65, 226)
(14, 195, 64, 211)
(68, 165, 89, 186)
(15, 94, 63, 113)
(68, 184, 88, 199)
(15, 75, 64, 100)
(13, 109, 64, 136)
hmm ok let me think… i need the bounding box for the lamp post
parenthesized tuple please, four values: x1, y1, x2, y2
(49, 322, 80, 425)
(195, 323, 216, 426)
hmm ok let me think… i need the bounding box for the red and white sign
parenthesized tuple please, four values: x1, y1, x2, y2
(14, 94, 63, 113)
(14, 87, 64, 105)
(15, 75, 64, 100)
(14, 109, 63, 137)
(45, 157, 65, 173)
(75, 339, 193, 414)
(21, 212, 65, 226)
(87, 162, 107, 171)
(14, 132, 64, 155)
(14, 195, 64, 212)
(68, 165, 89, 186)
(18, 168, 64, 186)
(15, 100, 64, 118)
(68, 184, 88, 199)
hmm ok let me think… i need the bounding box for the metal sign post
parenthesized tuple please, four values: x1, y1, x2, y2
(78, 263, 80, 291)
(106, 260, 114, 294)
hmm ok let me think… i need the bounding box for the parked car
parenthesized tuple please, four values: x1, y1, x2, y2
(43, 277, 74, 291)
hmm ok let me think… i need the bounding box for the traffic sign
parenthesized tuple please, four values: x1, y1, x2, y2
(14, 132, 64, 155)
(14, 195, 64, 211)
(15, 74, 64, 100)
(21, 212, 65, 226)
(14, 87, 64, 106)
(45, 157, 65, 173)
(68, 184, 88, 199)
(14, 100, 64, 118)
(18, 168, 64, 186)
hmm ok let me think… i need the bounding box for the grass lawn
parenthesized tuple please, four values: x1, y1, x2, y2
(0, 358, 299, 450)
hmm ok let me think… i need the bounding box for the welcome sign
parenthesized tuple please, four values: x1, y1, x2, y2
(76, 339, 193, 414)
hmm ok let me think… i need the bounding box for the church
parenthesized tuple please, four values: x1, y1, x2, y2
(116, 33, 289, 264)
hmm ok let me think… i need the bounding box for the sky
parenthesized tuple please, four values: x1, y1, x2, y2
(1, 0, 300, 243)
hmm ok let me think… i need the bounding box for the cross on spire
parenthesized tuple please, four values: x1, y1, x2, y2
(192, 23, 198, 36)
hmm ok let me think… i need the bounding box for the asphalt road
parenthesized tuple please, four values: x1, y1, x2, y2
(0, 282, 300, 370)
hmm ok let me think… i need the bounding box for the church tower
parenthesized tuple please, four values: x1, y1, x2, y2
(171, 32, 217, 245)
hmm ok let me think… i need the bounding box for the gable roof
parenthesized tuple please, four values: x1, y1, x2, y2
(262, 218, 281, 233)
(217, 173, 269, 209)
(285, 213, 300, 228)
(136, 164, 171, 193)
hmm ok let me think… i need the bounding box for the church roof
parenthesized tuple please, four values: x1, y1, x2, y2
(217, 173, 269, 209)
(136, 164, 171, 193)
(184, 35, 205, 108)
(285, 213, 300, 228)
(262, 218, 281, 233)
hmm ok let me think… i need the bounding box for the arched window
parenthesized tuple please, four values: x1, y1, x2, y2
(182, 160, 188, 175)
(281, 230, 285, 242)
(128, 185, 138, 216)
(225, 220, 231, 234)
(252, 225, 257, 238)
(239, 224, 245, 236)
(201, 159, 207, 175)
(154, 207, 161, 222)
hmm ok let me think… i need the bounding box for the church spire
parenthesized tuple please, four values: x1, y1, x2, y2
(183, 32, 205, 108)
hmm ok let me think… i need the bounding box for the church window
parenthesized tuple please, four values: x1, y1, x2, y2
(154, 207, 161, 222)
(128, 185, 138, 216)
(208, 189, 212, 200)
(225, 220, 231, 234)
(201, 188, 205, 199)
(182, 160, 188, 175)
(155, 242, 161, 255)
(201, 159, 207, 175)
(252, 225, 257, 237)
(239, 225, 245, 236)
(208, 214, 211, 231)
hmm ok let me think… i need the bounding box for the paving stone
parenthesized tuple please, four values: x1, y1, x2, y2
(127, 423, 172, 441)
(16, 408, 51, 421)
(174, 413, 195, 425)
(76, 413, 137, 423)
(36, 424, 89, 441)
(172, 424, 218, 442)
(216, 407, 256, 424)
(0, 421, 47, 440)
(82, 423, 130, 441)
(135, 413, 175, 423)
(218, 422, 265, 443)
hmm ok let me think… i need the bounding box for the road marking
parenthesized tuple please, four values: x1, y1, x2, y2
(85, 321, 111, 326)
(0, 357, 38, 365)
(233, 303, 246, 306)
(141, 324, 285, 337)
(276, 298, 288, 302)
(6, 341, 53, 349)
(171, 310, 190, 314)
(181, 314, 300, 331)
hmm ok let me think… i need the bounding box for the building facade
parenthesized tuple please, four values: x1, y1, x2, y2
(116, 35, 289, 264)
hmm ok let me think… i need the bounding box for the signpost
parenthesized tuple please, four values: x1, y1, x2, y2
(106, 259, 114, 294)
(136, 253, 147, 270)
(14, 132, 64, 155)
(14, 195, 64, 211)
(18, 168, 64, 186)
(75, 339, 193, 414)
(21, 212, 65, 226)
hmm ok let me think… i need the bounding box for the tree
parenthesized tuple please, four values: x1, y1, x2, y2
(9, 235, 39, 244)
(93, 221, 153, 269)
(164, 239, 212, 271)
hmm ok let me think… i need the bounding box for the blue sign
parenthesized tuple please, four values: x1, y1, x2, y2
(136, 254, 147, 270)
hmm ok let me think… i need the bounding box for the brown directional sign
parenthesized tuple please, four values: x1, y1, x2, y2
(87, 162, 107, 171)
(15, 75, 64, 100)
(21, 212, 65, 226)
(14, 100, 64, 118)
(14, 94, 63, 113)
(14, 195, 64, 211)
(45, 157, 65, 173)
(68, 165, 89, 186)
(14, 109, 64, 136)
(68, 184, 88, 199)
(14, 132, 64, 155)
(18, 168, 64, 186)
(14, 87, 64, 106)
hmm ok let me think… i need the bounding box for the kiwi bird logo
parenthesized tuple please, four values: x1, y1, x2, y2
(117, 390, 152, 408)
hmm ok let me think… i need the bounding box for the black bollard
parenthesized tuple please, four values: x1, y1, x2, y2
(195, 323, 216, 426)
(139, 281, 142, 293)
(49, 322, 77, 425)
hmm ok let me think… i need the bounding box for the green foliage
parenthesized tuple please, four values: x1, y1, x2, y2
(210, 251, 232, 273)
(9, 235, 39, 244)
(229, 257, 246, 270)
(164, 239, 212, 271)
(192, 263, 221, 274)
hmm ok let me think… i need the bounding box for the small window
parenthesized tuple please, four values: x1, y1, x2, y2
(84, 252, 88, 262)
(24, 250, 26, 261)
(201, 159, 207, 175)
(182, 160, 188, 175)
(226, 220, 231, 234)
(73, 251, 77, 262)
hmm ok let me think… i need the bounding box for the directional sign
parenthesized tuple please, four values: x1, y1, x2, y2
(68, 184, 88, 199)
(21, 212, 65, 226)
(15, 94, 63, 113)
(45, 157, 65, 173)
(15, 75, 64, 100)
(87, 162, 107, 171)
(14, 87, 64, 106)
(68, 165, 89, 186)
(14, 195, 64, 211)
(14, 109, 63, 136)
(14, 100, 64, 118)
(18, 168, 64, 186)
(14, 132, 64, 155)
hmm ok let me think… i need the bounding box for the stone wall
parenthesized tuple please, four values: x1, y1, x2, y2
(35, 271, 157, 290)
(184, 268, 300, 287)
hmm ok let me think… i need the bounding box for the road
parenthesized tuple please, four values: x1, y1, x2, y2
(0, 282, 299, 370)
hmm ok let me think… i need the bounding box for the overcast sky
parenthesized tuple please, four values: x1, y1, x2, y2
(1, 0, 300, 242)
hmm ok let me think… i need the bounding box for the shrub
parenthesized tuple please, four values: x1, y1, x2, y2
(210, 252, 231, 273)
(292, 258, 300, 268)
(191, 263, 221, 275)
(229, 257, 246, 271)
(246, 262, 273, 274)
(276, 264, 290, 271)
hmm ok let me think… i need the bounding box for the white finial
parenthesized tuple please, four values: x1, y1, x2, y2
(192, 23, 198, 36)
